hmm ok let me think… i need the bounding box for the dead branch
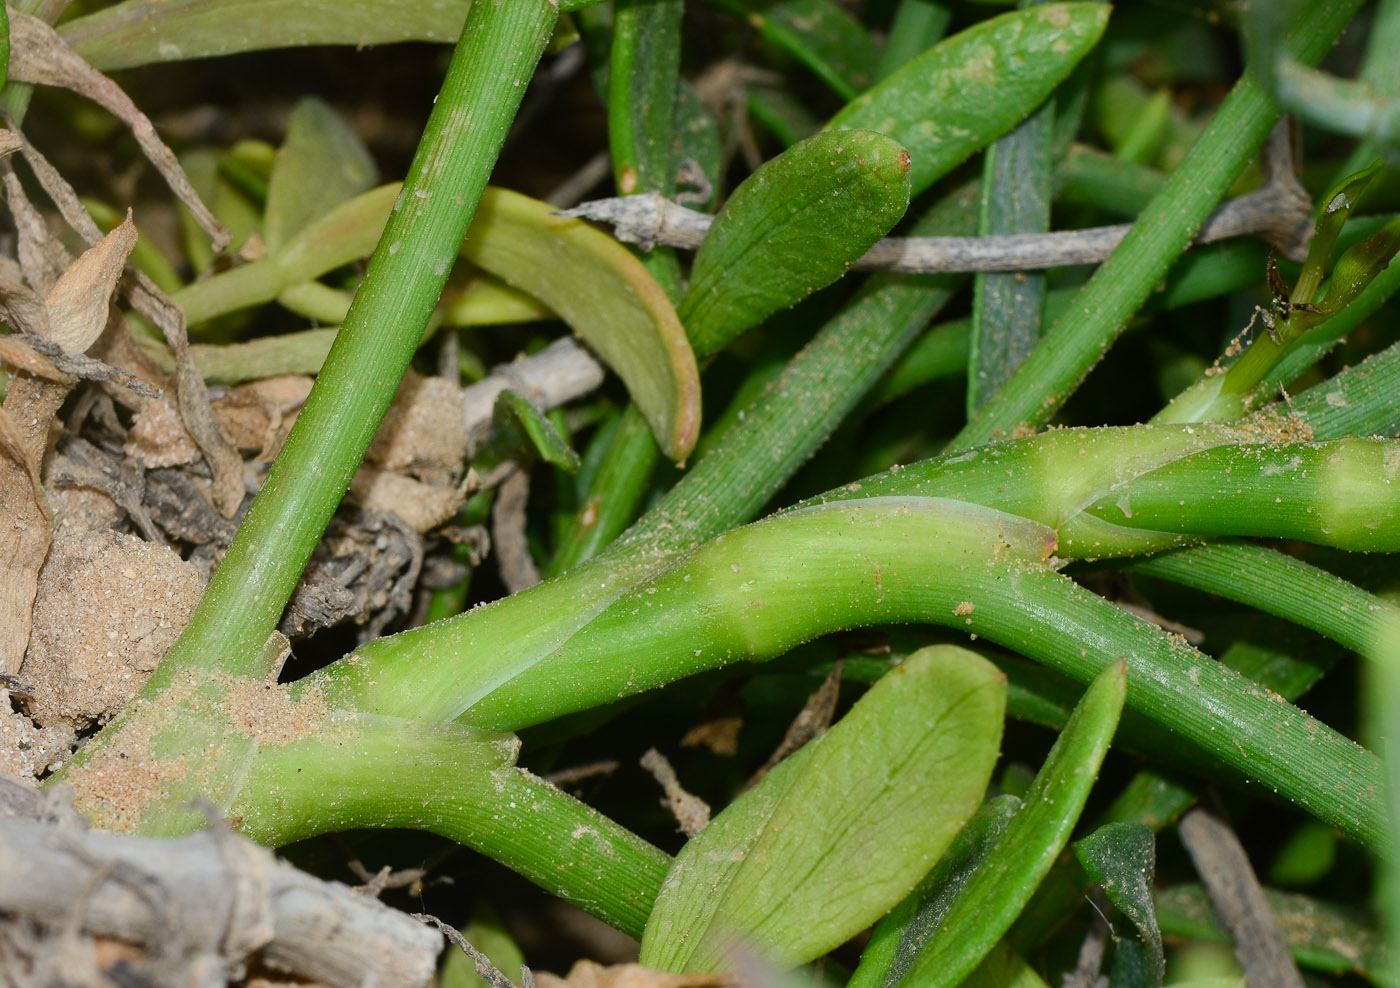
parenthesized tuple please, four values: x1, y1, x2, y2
(0, 816, 442, 988)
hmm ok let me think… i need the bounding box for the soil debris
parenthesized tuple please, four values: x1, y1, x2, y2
(21, 530, 204, 731)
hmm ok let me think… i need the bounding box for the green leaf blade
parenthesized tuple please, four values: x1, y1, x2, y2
(850, 795, 1023, 988)
(640, 645, 1007, 973)
(825, 3, 1110, 196)
(263, 97, 378, 254)
(492, 389, 582, 473)
(896, 660, 1127, 988)
(679, 129, 912, 356)
(1075, 822, 1164, 987)
(703, 0, 880, 99)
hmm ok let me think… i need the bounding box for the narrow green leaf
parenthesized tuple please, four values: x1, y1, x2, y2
(1074, 822, 1164, 988)
(704, 0, 880, 100)
(172, 182, 397, 326)
(546, 403, 659, 577)
(462, 187, 701, 461)
(492, 389, 582, 473)
(678, 130, 912, 355)
(968, 41, 1054, 415)
(826, 3, 1110, 195)
(640, 646, 1007, 973)
(961, 943, 1053, 988)
(263, 97, 378, 254)
(849, 795, 1022, 988)
(746, 84, 821, 147)
(672, 81, 722, 211)
(896, 661, 1127, 988)
(608, 0, 682, 198)
(1314, 213, 1400, 314)
(60, 0, 472, 71)
(1291, 160, 1382, 304)
(874, 1, 952, 83)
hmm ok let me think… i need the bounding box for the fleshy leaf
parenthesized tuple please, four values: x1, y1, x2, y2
(1291, 160, 1382, 305)
(678, 129, 911, 356)
(1075, 822, 1164, 988)
(462, 187, 700, 462)
(1313, 213, 1400, 317)
(639, 645, 1006, 973)
(825, 3, 1110, 196)
(263, 97, 378, 253)
(894, 661, 1127, 988)
(849, 795, 1022, 988)
(61, 0, 474, 71)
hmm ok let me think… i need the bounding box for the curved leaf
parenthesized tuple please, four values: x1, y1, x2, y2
(639, 645, 1006, 973)
(462, 188, 701, 461)
(61, 0, 471, 71)
(703, 0, 880, 100)
(1075, 822, 1164, 988)
(493, 389, 581, 473)
(850, 795, 1022, 988)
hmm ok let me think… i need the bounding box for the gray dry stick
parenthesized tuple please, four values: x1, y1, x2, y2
(0, 816, 441, 987)
(1178, 807, 1307, 988)
(558, 128, 1313, 272)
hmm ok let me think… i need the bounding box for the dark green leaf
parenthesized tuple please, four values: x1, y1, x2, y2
(895, 661, 1127, 988)
(492, 389, 581, 473)
(1075, 822, 1164, 988)
(703, 0, 880, 99)
(849, 795, 1022, 988)
(678, 129, 911, 355)
(826, 3, 1109, 195)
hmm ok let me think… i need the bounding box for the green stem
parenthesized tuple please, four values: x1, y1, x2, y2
(232, 716, 670, 938)
(1129, 541, 1400, 657)
(440, 496, 1387, 849)
(145, 0, 557, 687)
(952, 0, 1365, 448)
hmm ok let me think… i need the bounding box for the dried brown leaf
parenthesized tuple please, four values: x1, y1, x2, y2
(7, 10, 229, 251)
(0, 407, 51, 676)
(44, 211, 137, 354)
(109, 277, 244, 517)
(0, 162, 66, 292)
(348, 467, 466, 534)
